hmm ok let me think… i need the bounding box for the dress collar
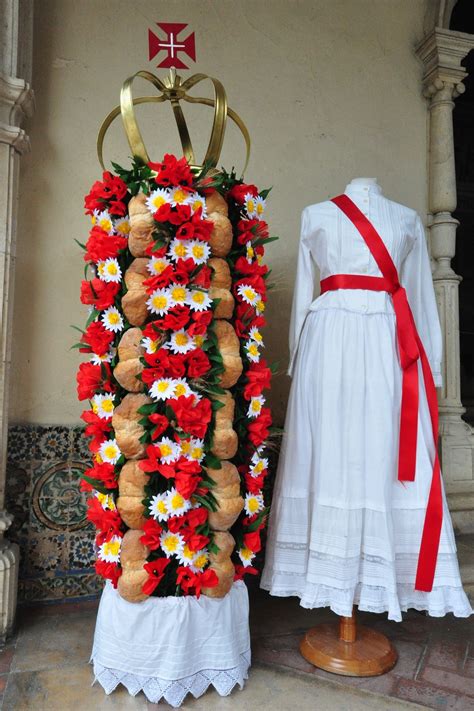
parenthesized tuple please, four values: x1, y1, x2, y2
(344, 180, 383, 197)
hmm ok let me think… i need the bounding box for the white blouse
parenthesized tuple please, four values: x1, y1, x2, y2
(288, 183, 443, 386)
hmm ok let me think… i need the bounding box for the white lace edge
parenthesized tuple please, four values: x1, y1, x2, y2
(91, 649, 251, 708)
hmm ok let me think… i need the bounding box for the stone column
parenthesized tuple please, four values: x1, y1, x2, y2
(416, 28, 474, 532)
(0, 0, 34, 640)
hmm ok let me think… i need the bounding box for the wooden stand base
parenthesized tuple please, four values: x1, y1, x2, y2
(300, 609, 398, 677)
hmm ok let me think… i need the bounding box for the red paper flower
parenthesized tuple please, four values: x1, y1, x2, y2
(84, 461, 117, 489)
(148, 413, 169, 440)
(87, 497, 122, 535)
(80, 410, 111, 452)
(139, 444, 163, 474)
(243, 530, 262, 553)
(79, 321, 115, 356)
(76, 362, 113, 400)
(244, 360, 272, 399)
(228, 183, 258, 204)
(169, 396, 212, 438)
(148, 154, 194, 187)
(247, 407, 272, 447)
(95, 559, 121, 588)
(80, 278, 120, 310)
(84, 227, 127, 263)
(186, 348, 211, 378)
(140, 519, 163, 550)
(142, 557, 170, 595)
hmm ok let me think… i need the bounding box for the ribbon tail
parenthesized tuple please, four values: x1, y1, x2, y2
(398, 360, 419, 482)
(415, 455, 443, 591)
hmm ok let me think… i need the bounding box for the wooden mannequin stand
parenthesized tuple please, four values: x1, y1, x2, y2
(300, 608, 398, 677)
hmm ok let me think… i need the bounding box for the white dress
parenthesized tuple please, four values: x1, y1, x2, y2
(260, 181, 472, 622)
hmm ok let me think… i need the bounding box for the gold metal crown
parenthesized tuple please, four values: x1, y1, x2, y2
(97, 69, 251, 175)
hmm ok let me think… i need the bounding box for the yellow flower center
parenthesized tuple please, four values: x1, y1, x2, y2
(248, 497, 260, 513)
(192, 244, 204, 259)
(152, 195, 166, 209)
(243, 288, 256, 301)
(193, 553, 208, 569)
(256, 300, 265, 313)
(240, 547, 253, 561)
(256, 202, 264, 216)
(253, 330, 262, 342)
(183, 544, 194, 560)
(173, 189, 187, 204)
(175, 383, 187, 397)
(104, 444, 118, 460)
(248, 344, 259, 357)
(152, 259, 167, 274)
(157, 380, 170, 393)
(175, 333, 189, 347)
(160, 443, 172, 457)
(108, 312, 120, 325)
(116, 220, 130, 235)
(164, 535, 180, 552)
(152, 295, 168, 311)
(173, 243, 188, 258)
(254, 461, 264, 474)
(192, 291, 205, 304)
(103, 540, 120, 557)
(101, 399, 114, 413)
(171, 286, 186, 302)
(251, 400, 262, 413)
(194, 335, 204, 348)
(106, 262, 118, 276)
(191, 446, 203, 460)
(99, 218, 112, 232)
(170, 493, 184, 510)
(157, 500, 168, 514)
(246, 199, 255, 213)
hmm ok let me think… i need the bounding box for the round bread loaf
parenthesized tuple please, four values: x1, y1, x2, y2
(214, 320, 243, 388)
(128, 193, 155, 257)
(117, 529, 149, 603)
(117, 460, 148, 529)
(113, 327, 145, 392)
(122, 258, 150, 326)
(112, 393, 151, 459)
(211, 390, 238, 460)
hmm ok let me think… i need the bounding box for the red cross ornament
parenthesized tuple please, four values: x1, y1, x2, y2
(148, 22, 196, 69)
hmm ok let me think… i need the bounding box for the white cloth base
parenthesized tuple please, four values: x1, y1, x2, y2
(91, 580, 251, 707)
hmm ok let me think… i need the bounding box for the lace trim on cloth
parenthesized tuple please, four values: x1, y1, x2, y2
(91, 649, 251, 708)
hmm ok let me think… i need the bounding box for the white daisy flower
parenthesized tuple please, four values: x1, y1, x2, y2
(180, 439, 191, 458)
(192, 333, 206, 349)
(245, 340, 261, 363)
(146, 188, 171, 214)
(190, 549, 209, 572)
(142, 336, 160, 354)
(176, 542, 197, 567)
(247, 395, 265, 419)
(244, 491, 264, 516)
(113, 217, 130, 237)
(102, 306, 124, 333)
(254, 195, 266, 219)
(187, 289, 212, 312)
(95, 209, 114, 235)
(237, 283, 260, 306)
(92, 393, 115, 420)
(246, 244, 255, 263)
(156, 436, 181, 464)
(166, 487, 191, 516)
(90, 347, 116, 365)
(188, 438, 205, 463)
(98, 535, 122, 563)
(169, 186, 191, 207)
(189, 192, 207, 217)
(238, 546, 256, 568)
(244, 193, 257, 219)
(187, 239, 210, 265)
(169, 284, 189, 307)
(168, 238, 189, 262)
(167, 329, 194, 355)
(149, 493, 170, 522)
(147, 255, 171, 276)
(94, 491, 116, 511)
(149, 378, 176, 402)
(98, 258, 122, 284)
(250, 454, 269, 477)
(249, 326, 264, 345)
(173, 378, 193, 398)
(147, 287, 171, 316)
(160, 530, 185, 558)
(256, 299, 265, 314)
(98, 438, 121, 465)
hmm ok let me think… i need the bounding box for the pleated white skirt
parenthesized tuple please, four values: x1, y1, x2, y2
(261, 304, 472, 621)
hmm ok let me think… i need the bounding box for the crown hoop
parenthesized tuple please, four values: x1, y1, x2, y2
(97, 70, 251, 176)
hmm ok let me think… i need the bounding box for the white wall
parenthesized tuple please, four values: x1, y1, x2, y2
(10, 0, 429, 425)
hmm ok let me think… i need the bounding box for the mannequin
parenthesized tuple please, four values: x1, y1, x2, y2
(261, 177, 472, 676)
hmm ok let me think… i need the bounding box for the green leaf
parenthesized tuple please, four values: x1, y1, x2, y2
(70, 325, 85, 334)
(81, 474, 113, 495)
(204, 452, 222, 470)
(85, 308, 100, 327)
(259, 187, 272, 200)
(74, 238, 87, 251)
(137, 403, 158, 415)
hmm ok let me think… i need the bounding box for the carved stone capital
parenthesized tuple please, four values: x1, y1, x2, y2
(0, 510, 13, 535)
(0, 121, 30, 153)
(416, 27, 474, 99)
(0, 72, 34, 126)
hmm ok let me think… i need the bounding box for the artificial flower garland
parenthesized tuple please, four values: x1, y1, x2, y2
(75, 154, 275, 599)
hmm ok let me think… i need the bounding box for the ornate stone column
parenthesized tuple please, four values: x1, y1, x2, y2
(0, 0, 34, 640)
(416, 28, 474, 533)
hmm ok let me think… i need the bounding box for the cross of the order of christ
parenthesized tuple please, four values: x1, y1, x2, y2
(148, 22, 196, 69)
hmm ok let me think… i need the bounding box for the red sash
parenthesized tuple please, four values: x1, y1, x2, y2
(320, 194, 442, 592)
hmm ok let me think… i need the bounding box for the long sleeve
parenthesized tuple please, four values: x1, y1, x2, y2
(401, 215, 443, 387)
(288, 209, 317, 377)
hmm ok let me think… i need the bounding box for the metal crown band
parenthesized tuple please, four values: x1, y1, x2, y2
(97, 69, 251, 176)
